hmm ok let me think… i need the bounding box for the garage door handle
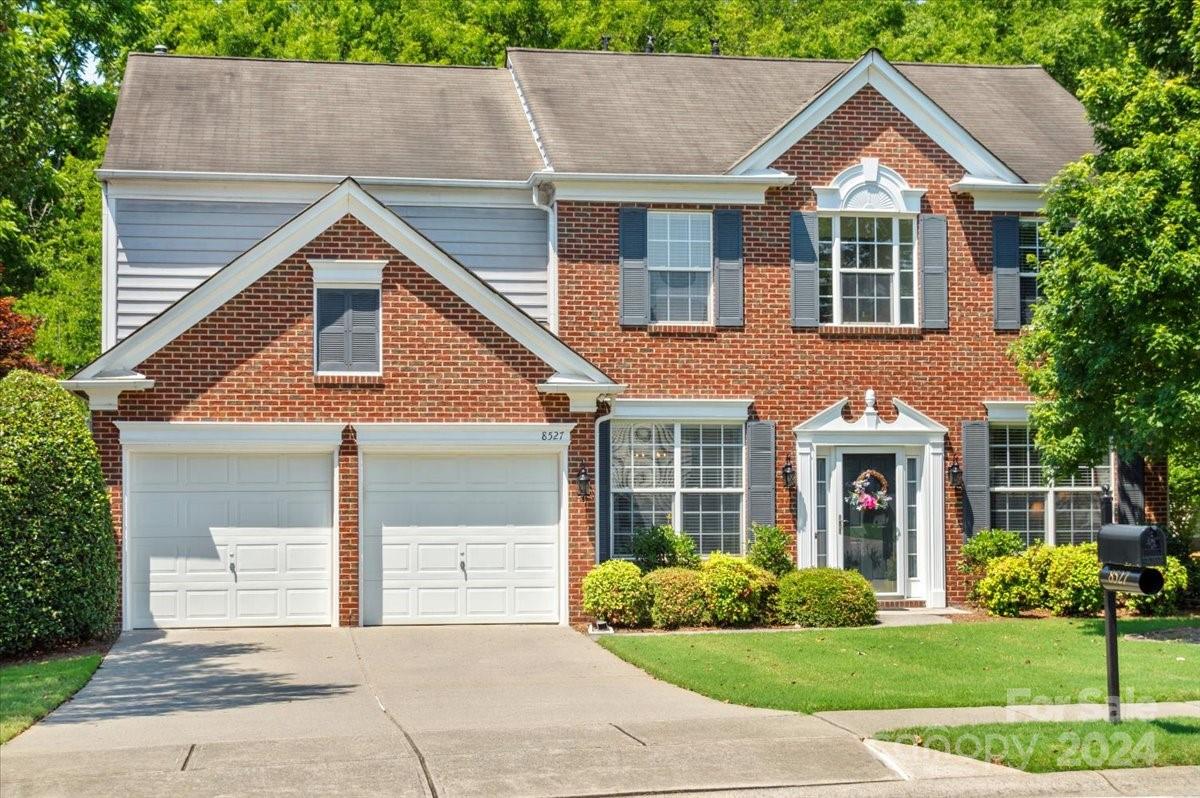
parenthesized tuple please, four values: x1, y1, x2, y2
(229, 557, 237, 582)
(459, 558, 467, 580)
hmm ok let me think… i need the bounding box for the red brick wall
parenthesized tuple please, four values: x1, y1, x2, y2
(104, 215, 599, 623)
(556, 86, 1038, 604)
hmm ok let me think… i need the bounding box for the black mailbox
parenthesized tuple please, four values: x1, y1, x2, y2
(1097, 524, 1166, 568)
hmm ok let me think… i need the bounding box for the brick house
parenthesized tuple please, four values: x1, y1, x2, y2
(65, 47, 1165, 629)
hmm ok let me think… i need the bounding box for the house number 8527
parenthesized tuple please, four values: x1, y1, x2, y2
(541, 430, 565, 441)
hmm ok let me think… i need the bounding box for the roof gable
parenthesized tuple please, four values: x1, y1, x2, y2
(73, 180, 614, 390)
(730, 50, 1023, 183)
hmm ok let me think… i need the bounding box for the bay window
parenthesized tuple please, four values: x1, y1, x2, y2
(611, 421, 744, 556)
(818, 215, 917, 325)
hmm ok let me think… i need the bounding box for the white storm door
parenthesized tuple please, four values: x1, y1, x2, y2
(127, 451, 334, 628)
(361, 452, 561, 624)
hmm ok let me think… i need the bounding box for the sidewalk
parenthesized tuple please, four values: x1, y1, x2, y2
(816, 699, 1200, 736)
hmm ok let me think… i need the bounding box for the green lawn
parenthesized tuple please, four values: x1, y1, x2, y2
(0, 654, 102, 743)
(597, 617, 1200, 713)
(876, 717, 1200, 772)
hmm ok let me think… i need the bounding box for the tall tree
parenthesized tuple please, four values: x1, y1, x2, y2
(1014, 0, 1200, 469)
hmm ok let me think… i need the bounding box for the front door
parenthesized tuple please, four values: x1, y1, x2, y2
(839, 452, 899, 594)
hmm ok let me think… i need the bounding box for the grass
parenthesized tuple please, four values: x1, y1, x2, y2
(0, 654, 102, 743)
(876, 717, 1200, 772)
(597, 617, 1200, 713)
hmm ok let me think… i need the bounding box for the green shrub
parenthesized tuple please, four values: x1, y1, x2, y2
(774, 568, 876, 627)
(959, 529, 1025, 575)
(644, 567, 708, 628)
(699, 553, 774, 626)
(0, 371, 117, 656)
(582, 560, 648, 627)
(1044, 543, 1103, 616)
(747, 524, 795, 577)
(1127, 556, 1190, 615)
(630, 525, 700, 572)
(975, 554, 1043, 617)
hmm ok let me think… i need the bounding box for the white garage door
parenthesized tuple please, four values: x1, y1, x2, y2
(127, 452, 334, 628)
(361, 453, 561, 624)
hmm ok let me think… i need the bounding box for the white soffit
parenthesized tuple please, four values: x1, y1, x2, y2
(950, 176, 1046, 212)
(534, 170, 794, 205)
(611, 398, 753, 421)
(983, 401, 1032, 423)
(730, 50, 1023, 184)
(73, 179, 614, 394)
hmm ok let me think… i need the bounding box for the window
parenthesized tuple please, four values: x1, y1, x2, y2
(818, 216, 916, 325)
(905, 457, 918, 579)
(816, 457, 828, 567)
(315, 288, 381, 373)
(988, 425, 1111, 547)
(611, 422, 743, 556)
(1018, 219, 1047, 325)
(647, 212, 712, 323)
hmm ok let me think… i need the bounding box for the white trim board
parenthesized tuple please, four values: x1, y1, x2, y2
(354, 422, 575, 452)
(730, 50, 1023, 184)
(610, 398, 753, 421)
(535, 170, 794, 205)
(74, 178, 616, 398)
(983, 400, 1033, 423)
(116, 421, 345, 451)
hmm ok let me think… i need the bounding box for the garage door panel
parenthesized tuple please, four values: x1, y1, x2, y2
(362, 452, 561, 625)
(128, 452, 333, 628)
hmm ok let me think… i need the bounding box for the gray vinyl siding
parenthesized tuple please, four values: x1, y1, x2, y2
(111, 198, 550, 341)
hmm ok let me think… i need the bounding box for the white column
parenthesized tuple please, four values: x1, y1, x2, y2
(927, 440, 947, 608)
(795, 440, 816, 567)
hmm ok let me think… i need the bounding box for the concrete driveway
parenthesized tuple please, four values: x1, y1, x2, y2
(1, 626, 893, 797)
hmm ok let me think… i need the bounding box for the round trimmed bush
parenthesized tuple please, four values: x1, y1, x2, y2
(774, 568, 877, 627)
(1, 370, 117, 655)
(1044, 543, 1103, 616)
(581, 560, 648, 627)
(747, 524, 795, 578)
(1127, 556, 1189, 615)
(958, 529, 1025, 576)
(630, 525, 700, 572)
(700, 553, 774, 626)
(974, 554, 1042, 616)
(644, 567, 708, 628)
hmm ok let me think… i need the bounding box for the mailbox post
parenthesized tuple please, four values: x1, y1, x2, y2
(1096, 521, 1167, 723)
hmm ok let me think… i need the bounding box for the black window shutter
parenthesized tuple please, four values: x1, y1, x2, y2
(961, 421, 990, 538)
(316, 289, 350, 371)
(713, 209, 744, 327)
(790, 212, 819, 328)
(618, 207, 649, 326)
(920, 214, 949, 329)
(596, 420, 612, 562)
(992, 215, 1021, 330)
(348, 289, 380, 371)
(1117, 456, 1146, 525)
(747, 421, 776, 532)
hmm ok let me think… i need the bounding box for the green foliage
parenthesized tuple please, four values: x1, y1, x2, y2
(630, 525, 700, 572)
(699, 553, 774, 626)
(1043, 543, 1103, 616)
(581, 560, 648, 627)
(1127, 556, 1190, 615)
(643, 566, 708, 628)
(0, 370, 117, 656)
(975, 554, 1044, 616)
(774, 567, 877, 627)
(747, 524, 795, 577)
(958, 529, 1026, 575)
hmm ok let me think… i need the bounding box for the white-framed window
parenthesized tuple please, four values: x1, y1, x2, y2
(1018, 219, 1047, 325)
(818, 215, 917, 325)
(988, 424, 1112, 547)
(611, 421, 743, 556)
(816, 457, 829, 567)
(647, 211, 712, 324)
(905, 456, 918, 578)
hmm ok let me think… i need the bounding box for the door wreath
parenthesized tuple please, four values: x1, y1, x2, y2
(846, 468, 892, 512)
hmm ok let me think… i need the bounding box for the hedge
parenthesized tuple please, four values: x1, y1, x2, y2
(0, 370, 117, 655)
(774, 568, 877, 627)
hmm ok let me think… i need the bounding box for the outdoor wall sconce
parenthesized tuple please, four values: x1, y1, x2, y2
(576, 464, 592, 499)
(948, 459, 964, 490)
(781, 455, 796, 491)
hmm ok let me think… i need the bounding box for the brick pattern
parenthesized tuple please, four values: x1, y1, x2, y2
(338, 426, 360, 626)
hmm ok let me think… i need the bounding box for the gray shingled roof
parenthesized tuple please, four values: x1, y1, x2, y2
(105, 49, 1094, 185)
(103, 54, 546, 181)
(508, 49, 1094, 183)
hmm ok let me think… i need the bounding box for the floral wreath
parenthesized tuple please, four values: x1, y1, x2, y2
(846, 468, 892, 513)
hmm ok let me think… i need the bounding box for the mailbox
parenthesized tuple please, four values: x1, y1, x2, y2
(1097, 524, 1166, 568)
